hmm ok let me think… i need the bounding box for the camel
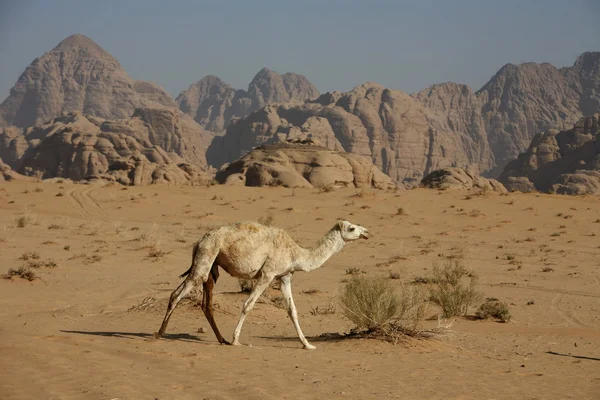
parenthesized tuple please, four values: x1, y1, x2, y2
(154, 220, 370, 349)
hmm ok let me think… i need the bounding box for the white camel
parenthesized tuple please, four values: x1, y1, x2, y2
(154, 220, 370, 349)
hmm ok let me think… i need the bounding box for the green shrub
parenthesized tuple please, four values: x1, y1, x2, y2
(429, 259, 482, 318)
(475, 298, 511, 322)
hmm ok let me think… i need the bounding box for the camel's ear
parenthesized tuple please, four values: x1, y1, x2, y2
(336, 220, 346, 231)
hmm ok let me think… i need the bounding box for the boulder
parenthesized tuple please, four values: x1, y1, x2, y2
(420, 167, 507, 193)
(216, 144, 396, 190)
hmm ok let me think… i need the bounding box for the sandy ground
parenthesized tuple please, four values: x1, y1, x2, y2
(0, 180, 599, 399)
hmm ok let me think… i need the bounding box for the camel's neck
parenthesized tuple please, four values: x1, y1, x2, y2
(295, 227, 346, 272)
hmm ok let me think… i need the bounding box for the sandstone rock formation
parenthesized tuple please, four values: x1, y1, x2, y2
(0, 158, 37, 182)
(216, 143, 396, 190)
(1, 111, 213, 185)
(472, 53, 600, 173)
(176, 68, 319, 132)
(0, 34, 175, 128)
(499, 114, 600, 195)
(208, 82, 493, 187)
(420, 167, 507, 193)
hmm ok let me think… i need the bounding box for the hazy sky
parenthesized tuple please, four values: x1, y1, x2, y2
(1, 0, 598, 101)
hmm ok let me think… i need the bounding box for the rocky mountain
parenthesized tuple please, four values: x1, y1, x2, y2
(499, 114, 600, 195)
(0, 34, 175, 128)
(175, 68, 319, 132)
(207, 82, 493, 187)
(216, 143, 396, 190)
(0, 109, 214, 185)
(474, 62, 582, 174)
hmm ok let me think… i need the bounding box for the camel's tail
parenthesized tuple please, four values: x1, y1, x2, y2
(179, 242, 200, 278)
(179, 242, 219, 282)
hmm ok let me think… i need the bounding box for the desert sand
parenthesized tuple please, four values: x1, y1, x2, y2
(1, 181, 599, 399)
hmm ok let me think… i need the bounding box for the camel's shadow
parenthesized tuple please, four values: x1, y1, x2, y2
(259, 332, 361, 344)
(546, 351, 600, 361)
(60, 330, 205, 343)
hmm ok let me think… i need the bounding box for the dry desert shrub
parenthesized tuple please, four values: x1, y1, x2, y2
(318, 184, 335, 193)
(258, 213, 275, 226)
(475, 298, 511, 322)
(137, 223, 159, 247)
(14, 212, 36, 228)
(428, 259, 482, 318)
(310, 303, 336, 315)
(2, 266, 37, 281)
(338, 276, 427, 336)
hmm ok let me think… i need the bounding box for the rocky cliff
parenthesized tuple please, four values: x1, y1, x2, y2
(0, 110, 214, 185)
(176, 68, 319, 132)
(499, 114, 600, 195)
(207, 82, 493, 187)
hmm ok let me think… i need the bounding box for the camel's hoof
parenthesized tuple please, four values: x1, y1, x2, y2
(153, 332, 162, 340)
(303, 344, 316, 350)
(231, 340, 242, 346)
(220, 339, 231, 346)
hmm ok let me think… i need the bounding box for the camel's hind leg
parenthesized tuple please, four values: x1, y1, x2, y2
(154, 241, 218, 339)
(201, 270, 230, 345)
(154, 278, 196, 339)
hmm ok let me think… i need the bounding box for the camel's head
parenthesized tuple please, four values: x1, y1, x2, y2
(337, 220, 370, 242)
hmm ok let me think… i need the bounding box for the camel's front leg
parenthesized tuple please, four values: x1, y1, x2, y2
(280, 274, 316, 350)
(231, 277, 271, 346)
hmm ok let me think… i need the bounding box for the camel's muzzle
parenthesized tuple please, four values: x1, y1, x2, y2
(360, 231, 370, 239)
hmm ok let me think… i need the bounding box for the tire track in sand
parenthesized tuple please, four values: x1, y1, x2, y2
(67, 184, 109, 220)
(551, 293, 587, 328)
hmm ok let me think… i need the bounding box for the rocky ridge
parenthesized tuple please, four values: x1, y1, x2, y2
(175, 68, 319, 132)
(0, 110, 214, 186)
(499, 114, 600, 195)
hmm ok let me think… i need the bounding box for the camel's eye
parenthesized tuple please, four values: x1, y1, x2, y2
(348, 227, 355, 232)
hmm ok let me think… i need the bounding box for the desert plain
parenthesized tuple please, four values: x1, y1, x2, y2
(1, 180, 599, 399)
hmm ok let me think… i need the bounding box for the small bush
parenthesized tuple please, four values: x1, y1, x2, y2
(319, 184, 335, 193)
(475, 298, 511, 322)
(339, 276, 427, 335)
(20, 251, 40, 261)
(339, 276, 398, 331)
(388, 272, 402, 280)
(258, 214, 275, 226)
(310, 303, 336, 315)
(15, 214, 35, 228)
(345, 267, 362, 275)
(2, 266, 36, 281)
(428, 259, 482, 318)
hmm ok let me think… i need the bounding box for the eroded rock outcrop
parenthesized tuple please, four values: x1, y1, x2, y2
(499, 114, 600, 195)
(2, 111, 213, 185)
(216, 143, 396, 190)
(176, 68, 319, 132)
(0, 158, 37, 182)
(474, 54, 600, 173)
(0, 34, 175, 128)
(420, 167, 507, 193)
(208, 82, 493, 187)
